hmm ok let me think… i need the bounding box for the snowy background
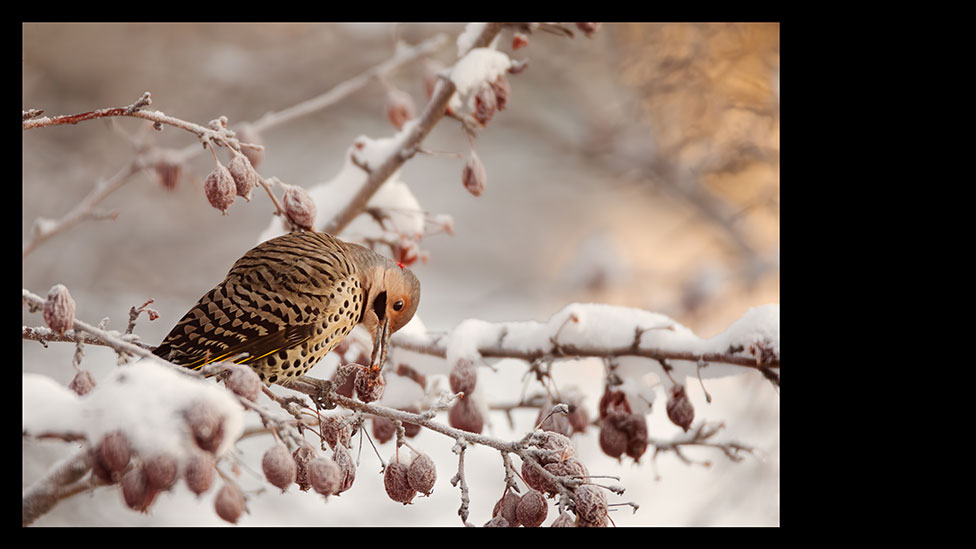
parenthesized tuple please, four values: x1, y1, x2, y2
(22, 22, 780, 526)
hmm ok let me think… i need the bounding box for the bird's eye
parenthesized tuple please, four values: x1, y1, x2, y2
(393, 300, 404, 312)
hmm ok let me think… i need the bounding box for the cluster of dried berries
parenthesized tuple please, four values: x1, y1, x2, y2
(598, 389, 648, 462)
(383, 451, 437, 504)
(666, 384, 695, 432)
(91, 399, 233, 518)
(521, 431, 589, 498)
(289, 441, 346, 499)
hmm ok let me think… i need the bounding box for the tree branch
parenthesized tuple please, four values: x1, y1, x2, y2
(320, 23, 505, 236)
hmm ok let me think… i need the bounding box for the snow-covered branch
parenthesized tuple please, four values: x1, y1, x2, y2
(392, 303, 781, 386)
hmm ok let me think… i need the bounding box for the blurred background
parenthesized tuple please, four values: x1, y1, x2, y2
(23, 22, 779, 526)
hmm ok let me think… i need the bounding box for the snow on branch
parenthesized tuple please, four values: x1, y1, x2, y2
(392, 303, 781, 385)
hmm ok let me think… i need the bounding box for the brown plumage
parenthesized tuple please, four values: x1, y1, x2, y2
(153, 231, 420, 385)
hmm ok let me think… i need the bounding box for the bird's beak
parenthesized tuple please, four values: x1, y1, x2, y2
(369, 316, 391, 372)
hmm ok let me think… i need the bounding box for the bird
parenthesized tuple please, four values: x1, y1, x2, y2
(152, 231, 420, 387)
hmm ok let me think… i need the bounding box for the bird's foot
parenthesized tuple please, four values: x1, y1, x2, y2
(295, 375, 336, 410)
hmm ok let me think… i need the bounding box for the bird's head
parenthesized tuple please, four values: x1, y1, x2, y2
(347, 243, 421, 371)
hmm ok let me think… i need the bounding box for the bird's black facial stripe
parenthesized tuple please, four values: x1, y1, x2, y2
(373, 291, 387, 321)
(358, 288, 369, 324)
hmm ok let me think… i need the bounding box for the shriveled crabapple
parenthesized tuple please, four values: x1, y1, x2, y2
(183, 400, 225, 454)
(154, 154, 182, 190)
(144, 454, 179, 491)
(282, 183, 317, 231)
(321, 415, 352, 450)
(262, 443, 297, 492)
(333, 443, 356, 493)
(407, 452, 436, 496)
(214, 482, 247, 524)
(449, 358, 477, 395)
(516, 489, 548, 527)
(572, 484, 608, 527)
(666, 384, 695, 432)
(551, 512, 575, 527)
(331, 364, 358, 398)
(97, 430, 132, 474)
(307, 457, 342, 497)
(383, 461, 416, 504)
(223, 364, 262, 402)
(472, 82, 497, 126)
(227, 153, 257, 202)
(121, 466, 158, 513)
(492, 490, 522, 527)
(491, 75, 511, 111)
(354, 366, 386, 403)
(69, 369, 96, 396)
(43, 284, 75, 335)
(598, 414, 628, 459)
(484, 515, 509, 527)
(292, 444, 315, 492)
(520, 459, 548, 494)
(184, 450, 216, 496)
(462, 151, 487, 197)
(204, 160, 236, 214)
(448, 396, 484, 434)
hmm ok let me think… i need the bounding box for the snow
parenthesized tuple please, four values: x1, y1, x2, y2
(258, 125, 426, 245)
(449, 48, 511, 97)
(455, 23, 486, 57)
(22, 359, 245, 461)
(404, 302, 779, 390)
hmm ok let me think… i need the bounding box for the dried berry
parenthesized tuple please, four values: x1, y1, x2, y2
(227, 154, 257, 202)
(321, 416, 352, 450)
(282, 183, 317, 231)
(449, 358, 477, 395)
(521, 459, 548, 494)
(69, 369, 95, 396)
(621, 413, 649, 461)
(567, 401, 589, 434)
(235, 124, 264, 168)
(154, 155, 182, 190)
(383, 462, 416, 504)
(224, 364, 263, 401)
(473, 82, 497, 125)
(492, 490, 522, 527)
(372, 416, 396, 444)
(204, 161, 235, 214)
(43, 284, 75, 335)
(448, 396, 484, 434)
(666, 384, 695, 432)
(331, 364, 357, 399)
(573, 484, 608, 526)
(484, 515, 509, 527)
(575, 23, 602, 37)
(407, 452, 436, 496)
(183, 400, 225, 454)
(292, 444, 315, 491)
(307, 458, 342, 497)
(462, 151, 486, 197)
(544, 459, 588, 492)
(354, 366, 386, 403)
(184, 451, 216, 496)
(214, 483, 246, 524)
(262, 443, 297, 492)
(516, 489, 548, 527)
(551, 512, 575, 527)
(121, 466, 157, 513)
(144, 454, 179, 491)
(332, 443, 356, 493)
(98, 430, 131, 473)
(598, 414, 628, 459)
(512, 33, 528, 50)
(535, 431, 576, 463)
(599, 389, 631, 419)
(491, 75, 510, 111)
(385, 88, 416, 130)
(90, 448, 114, 484)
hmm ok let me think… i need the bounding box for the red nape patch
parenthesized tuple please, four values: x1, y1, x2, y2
(397, 262, 405, 270)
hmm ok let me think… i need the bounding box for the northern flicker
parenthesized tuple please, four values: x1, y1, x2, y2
(152, 231, 420, 386)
